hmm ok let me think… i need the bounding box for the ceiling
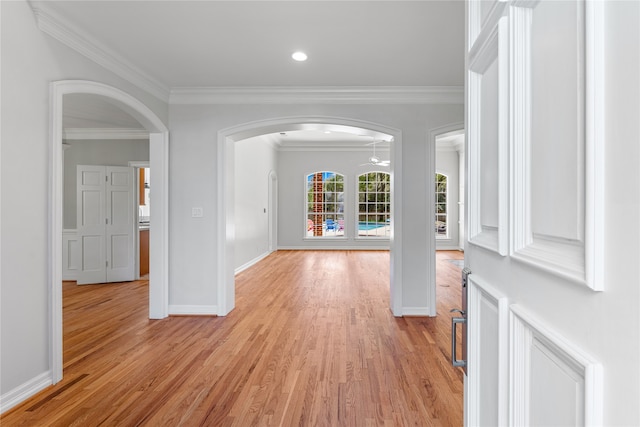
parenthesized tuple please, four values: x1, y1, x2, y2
(47, 1, 465, 146)
(40, 0, 465, 88)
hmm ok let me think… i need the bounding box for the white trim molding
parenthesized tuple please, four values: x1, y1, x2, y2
(168, 306, 218, 316)
(509, 0, 605, 291)
(170, 86, 464, 105)
(235, 251, 271, 275)
(467, 0, 509, 50)
(466, 274, 509, 427)
(467, 16, 509, 256)
(510, 305, 603, 426)
(29, 2, 170, 102)
(0, 371, 52, 414)
(63, 128, 149, 140)
(401, 307, 433, 317)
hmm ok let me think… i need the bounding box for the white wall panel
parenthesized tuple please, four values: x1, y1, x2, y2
(530, 0, 582, 241)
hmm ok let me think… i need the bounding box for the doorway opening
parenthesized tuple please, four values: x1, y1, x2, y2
(432, 124, 465, 313)
(218, 117, 404, 316)
(49, 80, 169, 385)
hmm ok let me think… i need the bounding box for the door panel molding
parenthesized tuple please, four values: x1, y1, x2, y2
(467, 0, 508, 51)
(466, 275, 509, 427)
(510, 305, 603, 426)
(510, 1, 605, 290)
(467, 16, 509, 256)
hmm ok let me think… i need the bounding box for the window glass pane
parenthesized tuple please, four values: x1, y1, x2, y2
(306, 171, 345, 237)
(435, 173, 447, 237)
(357, 172, 391, 238)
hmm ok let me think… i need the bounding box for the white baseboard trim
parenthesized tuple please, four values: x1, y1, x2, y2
(168, 305, 218, 316)
(235, 251, 271, 275)
(436, 243, 463, 251)
(278, 246, 390, 251)
(0, 371, 52, 414)
(402, 306, 433, 316)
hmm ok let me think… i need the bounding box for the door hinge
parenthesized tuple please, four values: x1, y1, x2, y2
(106, 218, 109, 224)
(106, 260, 109, 267)
(105, 175, 108, 182)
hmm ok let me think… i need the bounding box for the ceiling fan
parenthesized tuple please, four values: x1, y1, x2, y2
(360, 140, 390, 167)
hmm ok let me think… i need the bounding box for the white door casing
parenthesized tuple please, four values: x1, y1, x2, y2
(464, 1, 604, 426)
(76, 165, 135, 285)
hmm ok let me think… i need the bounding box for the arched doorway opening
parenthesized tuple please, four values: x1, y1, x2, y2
(217, 117, 403, 316)
(49, 80, 169, 384)
(430, 123, 465, 315)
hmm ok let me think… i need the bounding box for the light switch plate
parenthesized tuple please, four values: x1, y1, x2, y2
(191, 207, 203, 218)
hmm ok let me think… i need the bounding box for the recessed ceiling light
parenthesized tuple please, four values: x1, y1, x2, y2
(292, 51, 308, 62)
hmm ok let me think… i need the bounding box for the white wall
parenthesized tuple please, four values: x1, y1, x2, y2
(63, 139, 149, 228)
(435, 149, 460, 250)
(234, 135, 277, 270)
(168, 103, 463, 310)
(0, 0, 167, 403)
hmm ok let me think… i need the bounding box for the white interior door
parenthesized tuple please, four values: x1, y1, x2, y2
(106, 167, 135, 282)
(464, 1, 605, 425)
(77, 165, 135, 285)
(77, 165, 107, 285)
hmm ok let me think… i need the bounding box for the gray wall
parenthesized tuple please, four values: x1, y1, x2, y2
(63, 139, 149, 228)
(0, 0, 167, 399)
(234, 136, 277, 269)
(168, 103, 463, 309)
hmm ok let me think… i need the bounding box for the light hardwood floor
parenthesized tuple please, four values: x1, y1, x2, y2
(2, 250, 464, 426)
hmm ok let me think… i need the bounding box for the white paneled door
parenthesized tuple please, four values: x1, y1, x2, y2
(464, 1, 604, 426)
(77, 165, 135, 285)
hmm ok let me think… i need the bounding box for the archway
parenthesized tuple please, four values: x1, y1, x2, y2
(429, 122, 465, 316)
(49, 80, 169, 384)
(217, 116, 403, 316)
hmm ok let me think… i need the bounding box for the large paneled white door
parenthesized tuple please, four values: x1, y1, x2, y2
(463, 1, 605, 425)
(77, 165, 135, 285)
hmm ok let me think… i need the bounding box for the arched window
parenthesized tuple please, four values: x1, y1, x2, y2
(435, 173, 448, 238)
(357, 172, 391, 238)
(306, 172, 345, 237)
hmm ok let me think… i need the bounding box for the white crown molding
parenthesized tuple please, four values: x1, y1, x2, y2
(278, 142, 390, 152)
(26, 2, 462, 107)
(29, 2, 170, 102)
(63, 128, 149, 140)
(170, 86, 464, 105)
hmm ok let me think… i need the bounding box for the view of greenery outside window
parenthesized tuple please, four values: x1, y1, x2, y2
(435, 173, 447, 238)
(357, 172, 391, 238)
(306, 172, 345, 237)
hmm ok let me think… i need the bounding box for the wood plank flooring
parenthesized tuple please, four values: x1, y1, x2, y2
(2, 250, 464, 426)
